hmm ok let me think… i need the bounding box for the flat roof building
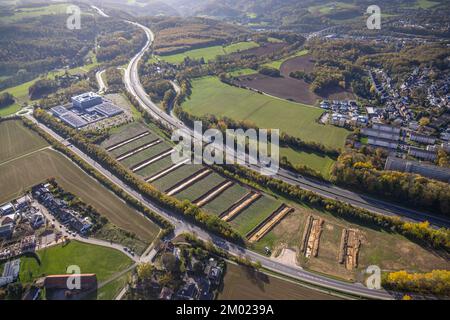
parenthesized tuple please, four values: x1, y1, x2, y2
(372, 123, 401, 134)
(361, 128, 400, 141)
(51, 106, 69, 118)
(59, 112, 88, 129)
(410, 132, 436, 145)
(385, 156, 450, 183)
(71, 92, 102, 109)
(408, 146, 437, 161)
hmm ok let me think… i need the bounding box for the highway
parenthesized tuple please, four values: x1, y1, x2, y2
(39, 5, 441, 299)
(26, 114, 394, 299)
(121, 16, 450, 229)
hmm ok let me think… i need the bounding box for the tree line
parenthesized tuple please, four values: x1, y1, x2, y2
(31, 110, 244, 245)
(331, 149, 450, 217)
(211, 163, 450, 252)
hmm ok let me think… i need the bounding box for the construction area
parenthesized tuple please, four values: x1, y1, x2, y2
(300, 215, 324, 259)
(338, 229, 362, 270)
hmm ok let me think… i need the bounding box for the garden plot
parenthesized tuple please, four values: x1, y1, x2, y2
(116, 139, 162, 161)
(230, 196, 283, 236)
(175, 173, 227, 202)
(109, 134, 157, 158)
(220, 192, 261, 222)
(338, 229, 362, 270)
(300, 216, 324, 258)
(136, 156, 175, 179)
(101, 123, 149, 149)
(120, 142, 172, 168)
(105, 131, 150, 152)
(145, 159, 190, 183)
(247, 205, 293, 243)
(166, 168, 212, 196)
(151, 165, 204, 192)
(202, 184, 249, 215)
(194, 181, 234, 207)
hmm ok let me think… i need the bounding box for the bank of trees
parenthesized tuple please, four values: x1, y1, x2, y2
(0, 92, 14, 108)
(331, 150, 450, 217)
(31, 110, 243, 244)
(383, 270, 450, 296)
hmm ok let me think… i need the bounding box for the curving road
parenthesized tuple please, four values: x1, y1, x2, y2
(121, 15, 449, 229)
(63, 5, 443, 299)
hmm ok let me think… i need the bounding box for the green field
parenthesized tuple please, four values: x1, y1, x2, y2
(175, 173, 226, 202)
(203, 183, 249, 215)
(151, 164, 204, 192)
(263, 49, 309, 70)
(97, 271, 131, 300)
(182, 77, 349, 149)
(0, 103, 21, 117)
(308, 2, 357, 14)
(19, 241, 132, 283)
(218, 263, 340, 300)
(135, 156, 174, 178)
(280, 147, 335, 178)
(109, 134, 157, 157)
(120, 142, 172, 168)
(227, 68, 258, 77)
(156, 41, 259, 65)
(412, 0, 439, 9)
(0, 61, 99, 116)
(0, 147, 159, 242)
(2, 3, 70, 23)
(0, 120, 48, 164)
(231, 196, 282, 236)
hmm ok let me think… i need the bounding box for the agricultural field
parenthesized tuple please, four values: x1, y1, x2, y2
(0, 147, 159, 242)
(231, 42, 288, 59)
(0, 120, 48, 164)
(181, 76, 349, 149)
(155, 41, 259, 65)
(120, 142, 172, 168)
(238, 52, 354, 106)
(151, 164, 204, 192)
(263, 49, 309, 70)
(230, 196, 283, 236)
(175, 172, 226, 202)
(280, 146, 335, 178)
(202, 183, 249, 215)
(18, 241, 133, 284)
(218, 263, 340, 300)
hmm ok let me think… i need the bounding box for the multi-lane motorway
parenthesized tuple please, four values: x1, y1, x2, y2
(121, 17, 449, 229)
(74, 5, 447, 299)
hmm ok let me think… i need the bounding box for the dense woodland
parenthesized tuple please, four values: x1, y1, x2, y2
(0, 9, 143, 91)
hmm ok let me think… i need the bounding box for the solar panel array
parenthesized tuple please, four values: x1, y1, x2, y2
(59, 112, 88, 128)
(94, 102, 123, 117)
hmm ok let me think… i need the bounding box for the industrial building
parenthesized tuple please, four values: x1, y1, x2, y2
(50, 92, 124, 129)
(410, 132, 436, 145)
(385, 156, 450, 183)
(408, 146, 437, 161)
(71, 92, 103, 109)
